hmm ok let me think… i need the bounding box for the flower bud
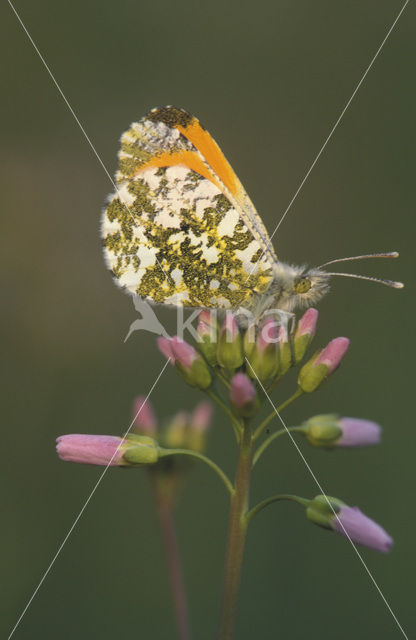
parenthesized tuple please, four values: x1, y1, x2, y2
(246, 317, 279, 382)
(157, 336, 175, 360)
(164, 411, 189, 449)
(293, 308, 318, 364)
(303, 414, 381, 448)
(277, 323, 292, 376)
(230, 373, 257, 417)
(158, 336, 212, 389)
(217, 313, 244, 370)
(243, 323, 256, 359)
(298, 337, 350, 393)
(132, 396, 157, 435)
(187, 402, 213, 451)
(306, 494, 393, 552)
(56, 433, 159, 467)
(196, 310, 218, 366)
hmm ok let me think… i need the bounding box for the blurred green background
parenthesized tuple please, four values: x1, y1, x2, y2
(2, 1, 414, 638)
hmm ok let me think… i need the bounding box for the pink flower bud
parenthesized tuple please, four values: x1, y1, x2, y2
(170, 337, 199, 371)
(56, 434, 126, 466)
(230, 373, 256, 414)
(257, 317, 279, 353)
(293, 308, 319, 364)
(337, 417, 381, 447)
(198, 309, 218, 329)
(314, 337, 350, 374)
(190, 402, 213, 433)
(307, 495, 393, 552)
(298, 337, 350, 393)
(157, 336, 175, 361)
(332, 506, 393, 553)
(197, 321, 211, 339)
(303, 414, 381, 448)
(222, 312, 239, 340)
(132, 396, 157, 435)
(217, 313, 244, 370)
(197, 311, 218, 365)
(295, 308, 318, 339)
(187, 402, 213, 452)
(164, 411, 189, 448)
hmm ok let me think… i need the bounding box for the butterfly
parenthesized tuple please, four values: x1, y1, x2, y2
(101, 106, 402, 321)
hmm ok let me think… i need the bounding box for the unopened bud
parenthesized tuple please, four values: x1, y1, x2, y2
(217, 313, 244, 370)
(298, 337, 350, 393)
(277, 324, 292, 376)
(246, 317, 279, 382)
(230, 373, 257, 417)
(306, 495, 393, 552)
(164, 412, 189, 449)
(196, 311, 218, 366)
(302, 414, 381, 448)
(158, 336, 212, 389)
(187, 402, 213, 451)
(293, 308, 318, 364)
(132, 396, 157, 435)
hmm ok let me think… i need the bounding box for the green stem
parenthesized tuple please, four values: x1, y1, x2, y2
(151, 477, 191, 640)
(247, 494, 310, 524)
(206, 388, 242, 440)
(217, 370, 231, 389)
(252, 426, 305, 467)
(253, 388, 304, 441)
(159, 448, 233, 495)
(217, 424, 253, 640)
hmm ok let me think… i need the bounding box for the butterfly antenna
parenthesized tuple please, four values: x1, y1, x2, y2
(317, 251, 399, 269)
(326, 272, 404, 289)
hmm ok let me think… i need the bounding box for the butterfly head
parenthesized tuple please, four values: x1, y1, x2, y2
(269, 263, 330, 313)
(265, 251, 403, 316)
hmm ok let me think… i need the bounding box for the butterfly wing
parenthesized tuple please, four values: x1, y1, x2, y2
(101, 106, 276, 309)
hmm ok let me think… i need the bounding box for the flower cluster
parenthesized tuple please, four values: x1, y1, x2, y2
(153, 308, 392, 552)
(57, 306, 393, 556)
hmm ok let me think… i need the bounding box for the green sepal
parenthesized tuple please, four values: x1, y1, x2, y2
(122, 442, 159, 465)
(217, 331, 244, 371)
(277, 341, 292, 377)
(175, 358, 212, 390)
(293, 334, 310, 365)
(298, 358, 329, 393)
(306, 494, 345, 529)
(303, 414, 342, 447)
(198, 335, 218, 366)
(246, 344, 279, 383)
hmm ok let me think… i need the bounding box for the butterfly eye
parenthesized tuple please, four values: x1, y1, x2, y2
(294, 277, 312, 294)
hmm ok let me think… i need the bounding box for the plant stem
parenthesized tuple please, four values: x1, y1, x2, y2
(152, 478, 191, 640)
(246, 494, 310, 523)
(217, 424, 253, 640)
(253, 388, 304, 441)
(206, 388, 242, 439)
(252, 426, 305, 467)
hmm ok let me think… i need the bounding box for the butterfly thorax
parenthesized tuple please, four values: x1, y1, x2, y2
(240, 263, 330, 321)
